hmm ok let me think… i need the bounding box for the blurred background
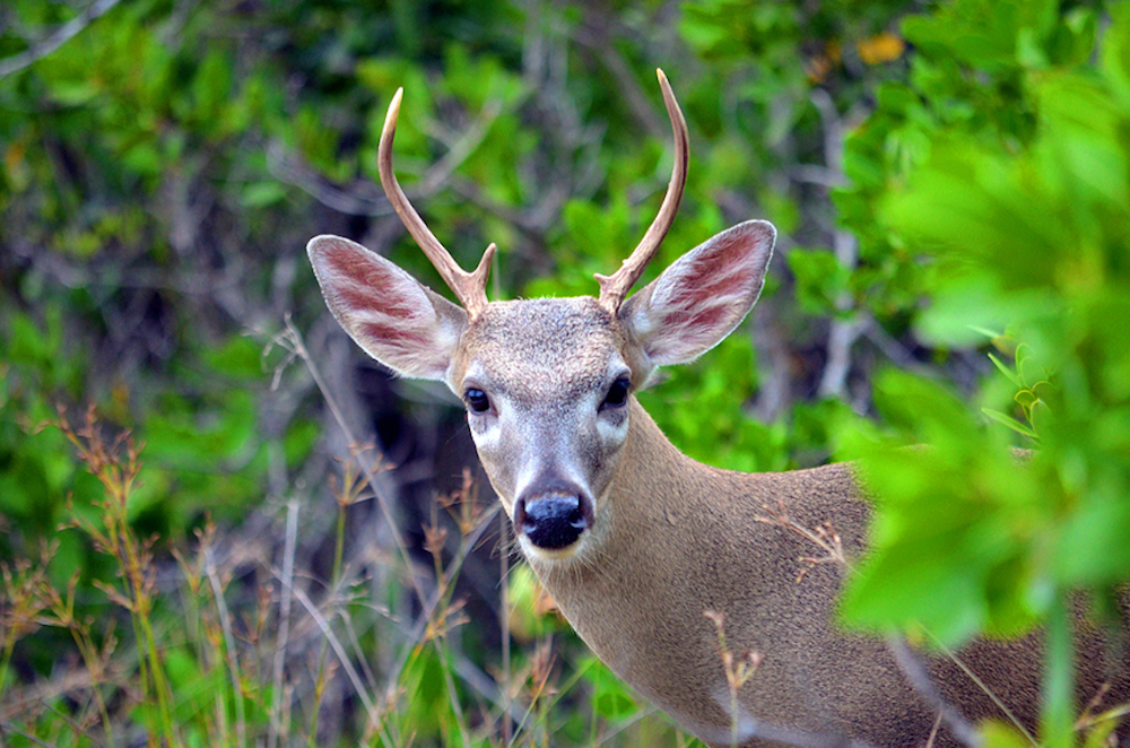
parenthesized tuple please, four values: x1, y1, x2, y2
(2, 0, 1128, 746)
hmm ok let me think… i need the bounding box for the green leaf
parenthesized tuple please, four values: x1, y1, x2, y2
(987, 352, 1021, 387)
(981, 408, 1038, 438)
(241, 181, 288, 209)
(980, 720, 1036, 748)
(581, 655, 640, 720)
(785, 248, 847, 316)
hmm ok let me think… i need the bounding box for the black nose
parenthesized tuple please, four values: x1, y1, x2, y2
(515, 484, 592, 550)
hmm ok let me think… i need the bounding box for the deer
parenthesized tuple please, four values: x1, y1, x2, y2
(306, 71, 1129, 747)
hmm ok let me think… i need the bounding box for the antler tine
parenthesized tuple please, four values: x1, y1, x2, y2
(378, 88, 494, 317)
(596, 69, 689, 313)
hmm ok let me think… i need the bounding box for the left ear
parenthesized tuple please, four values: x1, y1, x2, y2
(307, 234, 468, 381)
(618, 219, 775, 367)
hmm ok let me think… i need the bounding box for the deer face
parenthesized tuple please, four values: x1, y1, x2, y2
(309, 220, 775, 563)
(450, 297, 636, 560)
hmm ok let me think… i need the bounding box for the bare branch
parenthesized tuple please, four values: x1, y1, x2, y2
(757, 502, 994, 745)
(267, 141, 391, 216)
(272, 568, 377, 715)
(204, 546, 247, 748)
(573, 23, 667, 140)
(809, 88, 865, 401)
(0, 0, 124, 79)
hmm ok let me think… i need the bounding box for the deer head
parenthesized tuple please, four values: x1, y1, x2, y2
(307, 70, 775, 565)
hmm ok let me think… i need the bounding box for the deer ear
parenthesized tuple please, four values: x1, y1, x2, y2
(618, 220, 775, 368)
(308, 235, 468, 381)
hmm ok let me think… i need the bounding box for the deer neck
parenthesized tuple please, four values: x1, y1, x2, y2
(522, 398, 750, 722)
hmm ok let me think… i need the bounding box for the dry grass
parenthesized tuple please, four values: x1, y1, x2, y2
(0, 328, 693, 748)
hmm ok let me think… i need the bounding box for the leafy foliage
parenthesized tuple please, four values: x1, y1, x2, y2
(831, 1, 1130, 742)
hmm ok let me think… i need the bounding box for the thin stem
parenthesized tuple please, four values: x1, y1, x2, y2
(268, 501, 298, 748)
(1041, 592, 1074, 748)
(500, 513, 512, 746)
(205, 548, 247, 748)
(332, 500, 347, 588)
(283, 317, 429, 608)
(69, 628, 114, 747)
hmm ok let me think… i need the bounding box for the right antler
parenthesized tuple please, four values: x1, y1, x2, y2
(378, 88, 496, 318)
(595, 69, 689, 313)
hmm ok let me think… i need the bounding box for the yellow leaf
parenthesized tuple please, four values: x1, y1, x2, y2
(858, 32, 906, 65)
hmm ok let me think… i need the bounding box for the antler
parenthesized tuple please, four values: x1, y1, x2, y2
(595, 69, 689, 313)
(378, 88, 495, 317)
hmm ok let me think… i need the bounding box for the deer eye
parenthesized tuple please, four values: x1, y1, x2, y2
(464, 388, 491, 414)
(600, 377, 630, 411)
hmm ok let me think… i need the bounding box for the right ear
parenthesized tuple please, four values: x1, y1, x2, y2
(617, 220, 775, 370)
(307, 235, 468, 381)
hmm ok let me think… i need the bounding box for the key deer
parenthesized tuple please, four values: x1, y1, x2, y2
(307, 71, 1128, 747)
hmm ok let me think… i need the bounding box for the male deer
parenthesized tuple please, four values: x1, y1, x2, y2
(308, 72, 1128, 747)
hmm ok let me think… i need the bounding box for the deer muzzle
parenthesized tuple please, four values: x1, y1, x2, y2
(514, 481, 593, 551)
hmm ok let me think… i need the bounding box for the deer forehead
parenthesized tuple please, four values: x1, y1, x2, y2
(453, 297, 630, 404)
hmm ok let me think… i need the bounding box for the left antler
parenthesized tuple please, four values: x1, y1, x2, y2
(378, 88, 495, 318)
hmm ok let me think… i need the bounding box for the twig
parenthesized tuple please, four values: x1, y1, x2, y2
(810, 88, 864, 400)
(756, 501, 1011, 746)
(1073, 682, 1130, 733)
(860, 315, 936, 377)
(699, 610, 882, 748)
(203, 547, 247, 748)
(590, 704, 661, 746)
(755, 500, 849, 581)
(266, 141, 390, 217)
(0, 724, 56, 748)
(378, 504, 500, 713)
(277, 315, 430, 609)
(267, 500, 298, 748)
(417, 97, 509, 196)
(0, 0, 123, 79)
(272, 570, 376, 715)
(268, 91, 514, 218)
(885, 636, 982, 748)
(282, 313, 521, 739)
(704, 610, 764, 747)
(925, 711, 943, 748)
(573, 23, 667, 140)
(923, 634, 1037, 746)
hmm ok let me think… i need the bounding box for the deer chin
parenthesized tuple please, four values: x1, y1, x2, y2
(518, 533, 589, 562)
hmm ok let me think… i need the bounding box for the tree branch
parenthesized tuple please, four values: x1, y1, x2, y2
(0, 0, 124, 79)
(810, 88, 864, 400)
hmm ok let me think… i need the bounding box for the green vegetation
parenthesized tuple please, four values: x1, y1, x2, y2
(0, 0, 1126, 745)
